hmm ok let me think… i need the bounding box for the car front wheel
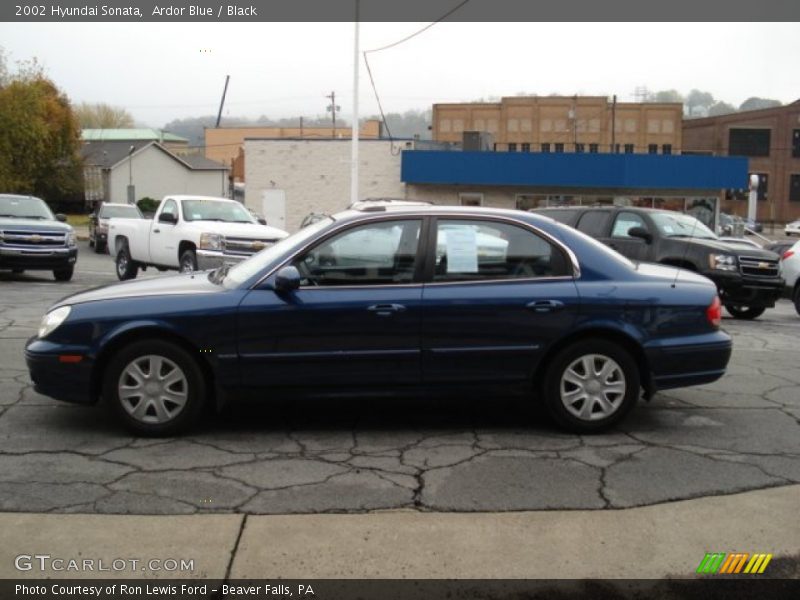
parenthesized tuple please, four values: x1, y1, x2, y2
(793, 287, 800, 317)
(724, 304, 766, 320)
(103, 339, 206, 436)
(53, 267, 74, 281)
(542, 339, 639, 433)
(179, 249, 198, 273)
(116, 244, 138, 280)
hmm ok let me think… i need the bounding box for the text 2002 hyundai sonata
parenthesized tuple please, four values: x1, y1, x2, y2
(26, 206, 732, 435)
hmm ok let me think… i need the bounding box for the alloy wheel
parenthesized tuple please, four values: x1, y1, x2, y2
(560, 354, 626, 421)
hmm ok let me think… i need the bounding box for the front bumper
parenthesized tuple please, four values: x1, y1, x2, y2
(25, 337, 95, 405)
(707, 271, 784, 308)
(197, 249, 249, 270)
(0, 246, 78, 271)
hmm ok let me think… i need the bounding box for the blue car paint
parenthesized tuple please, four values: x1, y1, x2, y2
(25, 207, 732, 409)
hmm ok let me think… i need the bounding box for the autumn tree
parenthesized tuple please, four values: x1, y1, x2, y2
(75, 102, 135, 128)
(0, 52, 83, 205)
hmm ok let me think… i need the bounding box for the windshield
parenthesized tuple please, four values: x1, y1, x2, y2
(181, 199, 254, 223)
(651, 212, 717, 240)
(0, 196, 55, 220)
(221, 217, 334, 288)
(100, 205, 142, 219)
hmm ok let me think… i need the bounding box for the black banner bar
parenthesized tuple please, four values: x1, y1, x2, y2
(2, 0, 800, 23)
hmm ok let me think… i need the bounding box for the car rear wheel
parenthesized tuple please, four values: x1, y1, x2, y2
(116, 244, 138, 281)
(179, 249, 198, 273)
(53, 267, 74, 282)
(103, 339, 206, 436)
(724, 304, 766, 320)
(542, 339, 639, 433)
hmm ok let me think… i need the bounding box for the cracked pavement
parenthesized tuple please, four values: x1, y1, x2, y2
(1, 244, 799, 515)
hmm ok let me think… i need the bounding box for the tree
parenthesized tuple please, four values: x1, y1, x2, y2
(74, 102, 135, 128)
(739, 97, 783, 112)
(0, 52, 83, 205)
(650, 89, 684, 104)
(708, 101, 737, 117)
(686, 89, 715, 117)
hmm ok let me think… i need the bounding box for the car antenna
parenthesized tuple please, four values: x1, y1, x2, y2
(671, 212, 701, 288)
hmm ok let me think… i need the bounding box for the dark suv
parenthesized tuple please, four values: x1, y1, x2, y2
(0, 194, 78, 281)
(535, 206, 783, 319)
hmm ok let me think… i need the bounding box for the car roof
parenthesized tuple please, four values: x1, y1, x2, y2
(100, 202, 139, 207)
(0, 194, 43, 201)
(166, 195, 237, 203)
(333, 204, 558, 227)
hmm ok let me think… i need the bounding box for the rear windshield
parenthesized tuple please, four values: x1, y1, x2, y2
(100, 205, 142, 219)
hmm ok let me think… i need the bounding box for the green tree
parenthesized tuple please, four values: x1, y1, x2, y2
(75, 102, 135, 128)
(708, 101, 737, 117)
(650, 89, 684, 104)
(0, 52, 83, 205)
(739, 97, 783, 112)
(686, 89, 715, 116)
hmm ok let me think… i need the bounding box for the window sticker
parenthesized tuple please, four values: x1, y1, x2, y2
(445, 227, 478, 273)
(663, 225, 674, 233)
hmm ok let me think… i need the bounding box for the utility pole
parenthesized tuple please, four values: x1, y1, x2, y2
(215, 75, 230, 128)
(610, 94, 617, 153)
(326, 91, 340, 138)
(351, 1, 360, 206)
(299, 116, 304, 138)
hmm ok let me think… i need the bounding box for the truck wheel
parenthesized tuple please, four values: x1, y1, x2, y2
(103, 339, 206, 436)
(179, 249, 198, 273)
(541, 338, 639, 433)
(116, 244, 139, 281)
(724, 304, 765, 320)
(53, 267, 74, 282)
(94, 240, 106, 254)
(793, 287, 800, 317)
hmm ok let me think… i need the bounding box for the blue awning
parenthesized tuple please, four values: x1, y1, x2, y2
(401, 151, 748, 191)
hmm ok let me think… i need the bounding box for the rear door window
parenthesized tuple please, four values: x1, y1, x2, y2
(576, 211, 612, 237)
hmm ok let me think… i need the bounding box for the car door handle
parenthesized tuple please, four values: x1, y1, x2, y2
(526, 300, 565, 313)
(367, 303, 406, 316)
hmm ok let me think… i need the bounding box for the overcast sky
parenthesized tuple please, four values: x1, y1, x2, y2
(1, 22, 798, 127)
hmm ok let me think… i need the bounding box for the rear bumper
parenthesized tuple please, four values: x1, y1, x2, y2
(0, 247, 78, 271)
(645, 330, 733, 391)
(25, 337, 95, 405)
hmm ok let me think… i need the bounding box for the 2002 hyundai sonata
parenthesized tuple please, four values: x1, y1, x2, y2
(26, 205, 732, 435)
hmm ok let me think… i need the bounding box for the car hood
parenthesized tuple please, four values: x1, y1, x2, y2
(680, 237, 778, 259)
(54, 272, 224, 308)
(635, 262, 714, 286)
(0, 218, 73, 232)
(183, 221, 288, 240)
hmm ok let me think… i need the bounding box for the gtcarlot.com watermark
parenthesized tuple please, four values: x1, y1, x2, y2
(14, 554, 195, 573)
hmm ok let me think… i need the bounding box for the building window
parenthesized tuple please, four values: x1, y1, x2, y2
(521, 143, 531, 152)
(613, 144, 621, 154)
(541, 143, 550, 153)
(575, 143, 585, 153)
(459, 193, 483, 207)
(624, 144, 634, 154)
(554, 143, 564, 153)
(793, 130, 800, 158)
(729, 128, 770, 157)
(589, 143, 599, 154)
(507, 118, 519, 133)
(648, 144, 658, 154)
(439, 119, 452, 133)
(662, 120, 675, 134)
(790, 174, 800, 202)
(662, 144, 672, 155)
(508, 143, 517, 152)
(624, 119, 637, 133)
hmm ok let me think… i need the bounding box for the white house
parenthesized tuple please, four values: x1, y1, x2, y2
(83, 141, 229, 206)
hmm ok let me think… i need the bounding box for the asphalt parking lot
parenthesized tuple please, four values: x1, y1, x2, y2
(1, 241, 799, 515)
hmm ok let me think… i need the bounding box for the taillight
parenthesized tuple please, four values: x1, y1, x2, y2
(783, 250, 794, 260)
(706, 295, 722, 328)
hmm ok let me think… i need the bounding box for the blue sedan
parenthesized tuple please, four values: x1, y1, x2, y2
(25, 206, 732, 435)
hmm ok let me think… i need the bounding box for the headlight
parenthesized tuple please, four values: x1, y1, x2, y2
(38, 306, 71, 339)
(199, 232, 224, 251)
(709, 254, 737, 271)
(66, 232, 77, 247)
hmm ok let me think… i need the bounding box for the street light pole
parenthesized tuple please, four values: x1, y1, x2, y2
(350, 0, 360, 206)
(127, 145, 135, 205)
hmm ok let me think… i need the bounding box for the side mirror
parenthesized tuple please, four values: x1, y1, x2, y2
(158, 212, 178, 224)
(274, 266, 301, 293)
(628, 226, 652, 243)
(257, 217, 267, 225)
(55, 213, 67, 222)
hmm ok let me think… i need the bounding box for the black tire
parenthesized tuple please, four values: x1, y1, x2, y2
(179, 249, 198, 273)
(793, 286, 800, 317)
(88, 237, 95, 248)
(541, 338, 640, 433)
(115, 244, 138, 281)
(11, 268, 24, 274)
(53, 267, 74, 282)
(94, 240, 106, 254)
(103, 339, 206, 436)
(724, 304, 766, 320)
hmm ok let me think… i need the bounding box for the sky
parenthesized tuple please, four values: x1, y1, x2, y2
(0, 22, 798, 127)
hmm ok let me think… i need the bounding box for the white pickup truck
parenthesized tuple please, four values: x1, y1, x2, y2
(108, 195, 288, 280)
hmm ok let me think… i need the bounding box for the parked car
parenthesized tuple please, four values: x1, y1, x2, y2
(780, 241, 800, 315)
(89, 202, 143, 254)
(108, 195, 288, 280)
(0, 194, 77, 281)
(534, 206, 783, 320)
(784, 220, 800, 237)
(765, 241, 794, 257)
(26, 205, 732, 435)
(744, 217, 763, 234)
